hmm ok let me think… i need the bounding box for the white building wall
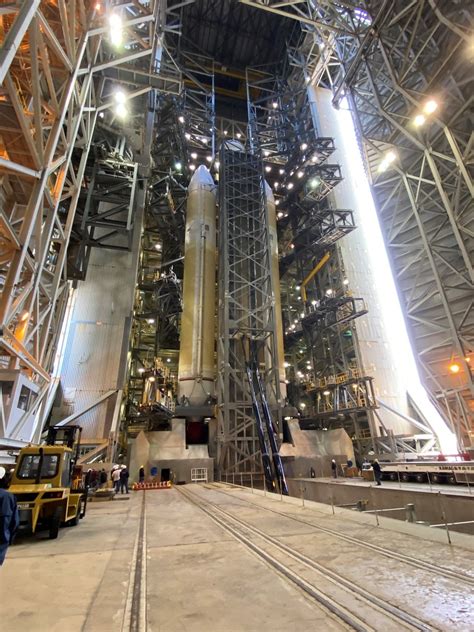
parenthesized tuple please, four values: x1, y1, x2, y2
(51, 243, 138, 439)
(313, 87, 457, 450)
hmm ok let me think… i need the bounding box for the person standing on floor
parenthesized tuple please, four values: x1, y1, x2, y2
(139, 465, 145, 484)
(372, 459, 382, 486)
(99, 468, 108, 488)
(120, 466, 129, 494)
(0, 466, 19, 566)
(331, 459, 338, 478)
(112, 466, 121, 493)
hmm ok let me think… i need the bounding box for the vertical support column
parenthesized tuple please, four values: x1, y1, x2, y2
(217, 145, 282, 476)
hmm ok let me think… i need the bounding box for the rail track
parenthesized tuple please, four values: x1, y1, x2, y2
(178, 485, 440, 632)
(207, 483, 474, 588)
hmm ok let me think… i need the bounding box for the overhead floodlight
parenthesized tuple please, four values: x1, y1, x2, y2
(414, 113, 426, 127)
(277, 211, 284, 218)
(423, 99, 438, 115)
(174, 161, 182, 171)
(114, 90, 126, 104)
(154, 243, 162, 250)
(279, 168, 284, 175)
(275, 199, 280, 205)
(189, 164, 196, 171)
(223, 130, 228, 136)
(297, 171, 304, 178)
(115, 102, 127, 119)
(378, 150, 397, 173)
(309, 177, 320, 188)
(323, 390, 330, 396)
(449, 363, 460, 374)
(326, 288, 333, 296)
(272, 101, 278, 109)
(147, 318, 155, 324)
(287, 182, 294, 190)
(264, 150, 270, 157)
(178, 115, 185, 123)
(185, 133, 191, 140)
(190, 152, 197, 159)
(265, 165, 271, 172)
(301, 143, 308, 151)
(206, 155, 212, 162)
(343, 278, 349, 285)
(108, 13, 123, 46)
(236, 133, 242, 139)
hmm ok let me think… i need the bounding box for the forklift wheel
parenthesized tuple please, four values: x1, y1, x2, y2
(48, 508, 62, 539)
(70, 505, 80, 527)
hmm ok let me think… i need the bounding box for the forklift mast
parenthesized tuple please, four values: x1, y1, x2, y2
(46, 425, 82, 467)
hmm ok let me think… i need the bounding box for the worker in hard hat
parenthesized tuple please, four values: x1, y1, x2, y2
(0, 466, 19, 566)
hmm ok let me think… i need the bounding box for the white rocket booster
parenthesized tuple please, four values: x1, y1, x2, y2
(177, 165, 217, 406)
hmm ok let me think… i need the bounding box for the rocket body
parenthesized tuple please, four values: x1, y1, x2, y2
(178, 165, 217, 405)
(265, 181, 287, 401)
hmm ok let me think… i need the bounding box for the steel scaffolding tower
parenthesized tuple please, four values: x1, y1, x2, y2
(240, 0, 473, 448)
(246, 57, 375, 454)
(0, 1, 181, 448)
(217, 145, 282, 475)
(124, 50, 216, 437)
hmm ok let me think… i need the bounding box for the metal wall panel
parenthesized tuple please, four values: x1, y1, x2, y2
(51, 245, 137, 439)
(315, 87, 455, 447)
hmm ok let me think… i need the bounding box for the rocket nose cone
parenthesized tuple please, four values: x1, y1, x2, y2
(188, 164, 215, 192)
(264, 180, 275, 204)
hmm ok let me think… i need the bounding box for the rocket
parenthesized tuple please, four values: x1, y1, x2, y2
(265, 181, 287, 402)
(177, 165, 217, 406)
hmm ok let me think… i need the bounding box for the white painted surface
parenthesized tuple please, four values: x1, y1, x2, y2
(314, 87, 456, 451)
(51, 246, 137, 438)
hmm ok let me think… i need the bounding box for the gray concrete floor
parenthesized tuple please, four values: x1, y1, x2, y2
(0, 485, 472, 631)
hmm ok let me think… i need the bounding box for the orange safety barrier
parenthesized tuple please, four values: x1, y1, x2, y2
(131, 481, 172, 490)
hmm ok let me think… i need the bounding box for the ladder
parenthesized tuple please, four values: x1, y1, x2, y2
(245, 362, 288, 495)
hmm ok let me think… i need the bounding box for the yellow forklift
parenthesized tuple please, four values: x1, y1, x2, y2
(9, 425, 87, 539)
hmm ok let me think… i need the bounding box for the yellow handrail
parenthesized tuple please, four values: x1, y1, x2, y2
(300, 251, 331, 302)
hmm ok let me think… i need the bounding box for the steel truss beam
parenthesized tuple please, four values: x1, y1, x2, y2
(0, 0, 175, 445)
(243, 0, 473, 447)
(217, 146, 282, 475)
(246, 47, 376, 451)
(69, 151, 139, 280)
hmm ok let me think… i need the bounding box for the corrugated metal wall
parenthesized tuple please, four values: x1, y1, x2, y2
(51, 240, 139, 439)
(315, 88, 414, 436)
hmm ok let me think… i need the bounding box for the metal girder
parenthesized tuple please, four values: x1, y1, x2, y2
(69, 152, 139, 280)
(217, 146, 282, 475)
(0, 1, 176, 445)
(246, 49, 376, 453)
(244, 0, 473, 446)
